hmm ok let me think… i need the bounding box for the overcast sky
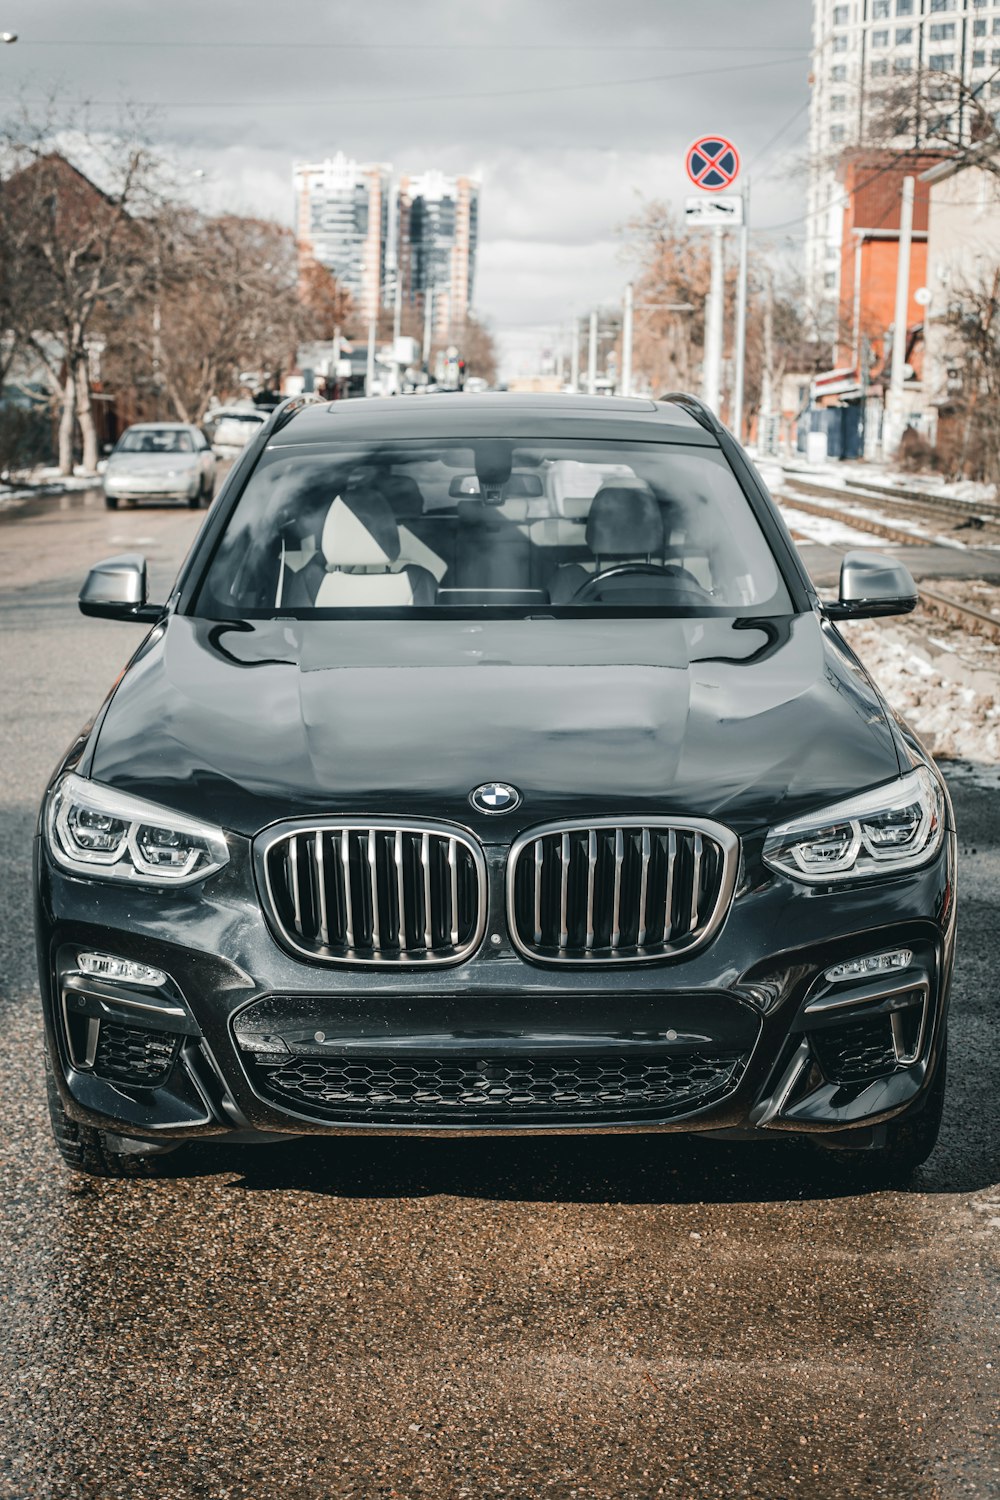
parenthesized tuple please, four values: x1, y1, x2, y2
(2, 1, 813, 375)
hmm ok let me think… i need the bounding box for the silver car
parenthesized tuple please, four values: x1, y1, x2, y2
(103, 424, 217, 510)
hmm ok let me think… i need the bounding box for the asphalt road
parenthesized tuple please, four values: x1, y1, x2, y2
(0, 490, 997, 1500)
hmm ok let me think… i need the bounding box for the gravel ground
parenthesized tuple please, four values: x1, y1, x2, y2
(0, 492, 996, 1500)
(842, 617, 1000, 763)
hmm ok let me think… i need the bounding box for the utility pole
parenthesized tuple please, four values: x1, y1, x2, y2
(759, 267, 775, 456)
(365, 309, 377, 397)
(621, 282, 634, 398)
(702, 228, 725, 415)
(392, 263, 402, 345)
(570, 316, 580, 392)
(885, 174, 915, 456)
(732, 177, 750, 442)
(329, 323, 341, 399)
(422, 287, 434, 369)
(587, 309, 598, 396)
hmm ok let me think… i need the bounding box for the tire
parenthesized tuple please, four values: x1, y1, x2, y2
(44, 1047, 175, 1178)
(187, 492, 201, 509)
(818, 1035, 947, 1186)
(104, 494, 118, 510)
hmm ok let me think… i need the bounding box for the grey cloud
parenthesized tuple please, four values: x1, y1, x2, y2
(2, 0, 811, 345)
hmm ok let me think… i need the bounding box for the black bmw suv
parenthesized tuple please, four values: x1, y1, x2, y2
(36, 393, 955, 1179)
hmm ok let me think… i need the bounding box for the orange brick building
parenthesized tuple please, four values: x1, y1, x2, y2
(835, 150, 944, 381)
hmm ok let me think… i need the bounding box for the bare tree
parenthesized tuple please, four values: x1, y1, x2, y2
(452, 313, 498, 385)
(619, 201, 822, 423)
(866, 66, 1000, 171)
(298, 258, 357, 342)
(0, 100, 169, 474)
(928, 268, 1000, 484)
(619, 203, 710, 394)
(136, 212, 307, 423)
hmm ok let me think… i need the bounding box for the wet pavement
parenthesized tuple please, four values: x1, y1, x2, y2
(0, 492, 997, 1499)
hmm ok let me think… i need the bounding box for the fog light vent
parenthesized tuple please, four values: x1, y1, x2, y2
(811, 1014, 897, 1084)
(93, 1023, 180, 1087)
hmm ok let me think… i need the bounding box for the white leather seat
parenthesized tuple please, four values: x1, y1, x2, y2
(314, 489, 436, 607)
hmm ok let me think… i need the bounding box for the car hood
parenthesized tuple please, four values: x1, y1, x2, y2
(87, 614, 904, 839)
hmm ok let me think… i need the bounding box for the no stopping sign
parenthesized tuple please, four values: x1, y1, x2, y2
(686, 137, 740, 192)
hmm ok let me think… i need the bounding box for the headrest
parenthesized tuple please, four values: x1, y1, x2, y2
(376, 472, 424, 517)
(321, 489, 401, 567)
(586, 485, 664, 557)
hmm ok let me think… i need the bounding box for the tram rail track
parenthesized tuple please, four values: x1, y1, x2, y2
(780, 473, 1000, 540)
(774, 482, 1000, 645)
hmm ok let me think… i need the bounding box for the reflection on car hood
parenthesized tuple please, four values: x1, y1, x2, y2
(88, 614, 904, 838)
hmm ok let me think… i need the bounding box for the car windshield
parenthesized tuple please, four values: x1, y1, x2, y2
(117, 428, 193, 454)
(192, 437, 792, 619)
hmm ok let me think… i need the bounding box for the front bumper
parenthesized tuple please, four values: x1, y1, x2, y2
(35, 830, 957, 1145)
(103, 473, 199, 500)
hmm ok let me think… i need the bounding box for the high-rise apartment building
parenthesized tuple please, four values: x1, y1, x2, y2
(294, 159, 481, 340)
(397, 171, 480, 339)
(294, 154, 391, 323)
(807, 0, 1000, 324)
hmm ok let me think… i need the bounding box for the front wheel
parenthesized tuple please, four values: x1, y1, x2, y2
(818, 1036, 947, 1186)
(104, 494, 118, 510)
(45, 1048, 176, 1178)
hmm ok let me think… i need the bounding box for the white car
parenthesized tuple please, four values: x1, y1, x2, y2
(206, 406, 268, 457)
(103, 424, 216, 510)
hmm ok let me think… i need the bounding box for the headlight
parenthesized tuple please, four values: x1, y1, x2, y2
(762, 767, 944, 884)
(46, 773, 229, 886)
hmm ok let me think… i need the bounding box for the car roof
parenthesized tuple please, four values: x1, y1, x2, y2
(270, 393, 720, 448)
(123, 422, 198, 431)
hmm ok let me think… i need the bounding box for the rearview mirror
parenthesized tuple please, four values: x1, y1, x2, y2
(79, 554, 164, 622)
(823, 549, 919, 621)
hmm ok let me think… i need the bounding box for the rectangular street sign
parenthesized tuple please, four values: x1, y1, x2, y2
(684, 194, 743, 229)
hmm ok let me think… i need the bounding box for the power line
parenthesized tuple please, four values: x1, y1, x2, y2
(756, 70, 1000, 233)
(13, 39, 812, 53)
(745, 96, 811, 176)
(13, 54, 808, 111)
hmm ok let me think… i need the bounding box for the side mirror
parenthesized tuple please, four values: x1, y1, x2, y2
(79, 554, 164, 622)
(823, 549, 919, 621)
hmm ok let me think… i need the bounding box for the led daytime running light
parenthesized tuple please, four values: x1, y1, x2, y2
(825, 949, 913, 983)
(77, 952, 168, 987)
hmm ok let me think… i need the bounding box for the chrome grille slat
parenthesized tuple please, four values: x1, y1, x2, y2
(288, 836, 302, 934)
(421, 832, 433, 950)
(637, 828, 651, 947)
(340, 829, 355, 949)
(367, 829, 380, 951)
(508, 817, 737, 966)
(690, 831, 703, 931)
(664, 829, 676, 943)
(610, 827, 624, 949)
(315, 833, 329, 947)
(394, 830, 408, 954)
(447, 838, 459, 947)
(261, 821, 487, 967)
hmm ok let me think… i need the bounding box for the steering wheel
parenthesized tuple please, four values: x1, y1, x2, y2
(570, 562, 713, 604)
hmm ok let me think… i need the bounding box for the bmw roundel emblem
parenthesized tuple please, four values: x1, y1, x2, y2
(470, 781, 521, 814)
